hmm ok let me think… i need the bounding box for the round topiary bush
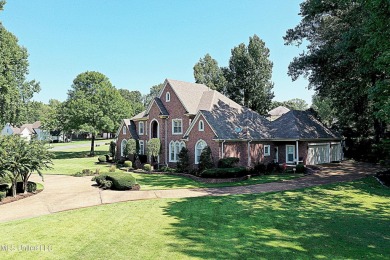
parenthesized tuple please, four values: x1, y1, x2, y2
(98, 156, 106, 163)
(123, 160, 132, 168)
(143, 164, 152, 171)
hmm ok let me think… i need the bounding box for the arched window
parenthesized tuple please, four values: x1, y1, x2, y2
(122, 126, 126, 135)
(198, 120, 204, 131)
(121, 139, 128, 157)
(166, 92, 171, 102)
(169, 141, 187, 162)
(195, 139, 207, 164)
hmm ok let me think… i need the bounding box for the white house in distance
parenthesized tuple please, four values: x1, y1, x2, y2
(1, 121, 48, 141)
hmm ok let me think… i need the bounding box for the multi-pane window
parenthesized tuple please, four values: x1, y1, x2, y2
(172, 119, 182, 134)
(169, 141, 186, 162)
(264, 145, 270, 156)
(195, 140, 207, 164)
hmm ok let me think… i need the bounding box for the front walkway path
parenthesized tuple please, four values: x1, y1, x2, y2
(0, 161, 382, 223)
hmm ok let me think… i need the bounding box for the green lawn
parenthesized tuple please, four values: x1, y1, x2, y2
(132, 172, 304, 190)
(42, 144, 111, 175)
(0, 177, 388, 259)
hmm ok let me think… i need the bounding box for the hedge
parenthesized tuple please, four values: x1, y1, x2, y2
(200, 167, 248, 178)
(218, 157, 239, 168)
(92, 172, 139, 190)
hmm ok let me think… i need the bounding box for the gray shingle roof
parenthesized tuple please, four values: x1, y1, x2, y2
(154, 97, 169, 116)
(200, 101, 272, 140)
(123, 119, 139, 139)
(271, 110, 341, 140)
(131, 110, 147, 120)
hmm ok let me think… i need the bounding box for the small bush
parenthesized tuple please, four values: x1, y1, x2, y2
(0, 183, 9, 192)
(0, 191, 6, 201)
(266, 162, 281, 174)
(177, 147, 190, 173)
(296, 164, 305, 173)
(98, 156, 106, 163)
(161, 166, 175, 173)
(252, 162, 266, 174)
(100, 180, 113, 189)
(198, 146, 214, 172)
(109, 165, 116, 172)
(200, 167, 248, 178)
(143, 164, 152, 171)
(218, 157, 239, 168)
(92, 174, 108, 186)
(123, 160, 133, 168)
(16, 181, 37, 193)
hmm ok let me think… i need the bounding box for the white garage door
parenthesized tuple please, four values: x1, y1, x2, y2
(307, 144, 330, 165)
(330, 143, 342, 162)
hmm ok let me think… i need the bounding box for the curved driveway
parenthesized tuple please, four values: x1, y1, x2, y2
(0, 161, 382, 223)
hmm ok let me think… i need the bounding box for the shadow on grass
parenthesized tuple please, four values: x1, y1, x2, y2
(52, 150, 107, 160)
(161, 177, 390, 259)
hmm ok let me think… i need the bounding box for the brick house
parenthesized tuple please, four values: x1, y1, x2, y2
(116, 79, 343, 168)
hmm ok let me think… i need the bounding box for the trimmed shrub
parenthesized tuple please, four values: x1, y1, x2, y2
(160, 166, 175, 173)
(296, 164, 305, 173)
(198, 146, 214, 172)
(123, 160, 133, 168)
(109, 165, 116, 172)
(0, 183, 9, 192)
(0, 191, 6, 201)
(16, 181, 37, 193)
(218, 157, 239, 168)
(144, 164, 152, 171)
(200, 167, 248, 178)
(92, 172, 138, 190)
(98, 156, 106, 163)
(252, 162, 266, 174)
(177, 147, 190, 173)
(109, 141, 116, 158)
(266, 162, 281, 174)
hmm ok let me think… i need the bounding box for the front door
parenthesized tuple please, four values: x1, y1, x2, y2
(286, 145, 295, 164)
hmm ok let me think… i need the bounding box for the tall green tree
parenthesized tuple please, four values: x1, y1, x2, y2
(118, 89, 144, 115)
(270, 98, 308, 111)
(224, 35, 274, 115)
(0, 1, 40, 126)
(143, 83, 164, 106)
(311, 94, 337, 127)
(66, 71, 131, 155)
(284, 0, 390, 139)
(193, 54, 227, 92)
(41, 99, 71, 142)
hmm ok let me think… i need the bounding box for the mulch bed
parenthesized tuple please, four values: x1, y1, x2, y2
(0, 190, 43, 205)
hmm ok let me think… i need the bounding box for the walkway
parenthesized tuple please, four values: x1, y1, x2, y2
(0, 161, 382, 223)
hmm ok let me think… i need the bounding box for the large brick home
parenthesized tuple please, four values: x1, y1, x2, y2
(116, 79, 343, 168)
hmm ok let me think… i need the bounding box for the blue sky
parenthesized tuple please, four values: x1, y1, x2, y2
(0, 0, 313, 104)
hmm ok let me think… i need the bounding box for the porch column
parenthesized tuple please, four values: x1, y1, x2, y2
(247, 140, 252, 167)
(296, 140, 299, 165)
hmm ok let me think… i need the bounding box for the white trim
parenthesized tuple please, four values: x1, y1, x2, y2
(138, 121, 144, 135)
(195, 139, 207, 164)
(184, 111, 218, 138)
(139, 140, 145, 155)
(149, 119, 159, 139)
(166, 92, 170, 102)
(172, 119, 183, 135)
(286, 145, 295, 164)
(264, 145, 270, 156)
(198, 120, 204, 131)
(120, 139, 128, 157)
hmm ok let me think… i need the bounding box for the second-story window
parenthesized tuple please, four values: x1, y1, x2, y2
(139, 122, 144, 135)
(172, 119, 182, 134)
(198, 120, 204, 131)
(122, 126, 126, 135)
(166, 92, 170, 102)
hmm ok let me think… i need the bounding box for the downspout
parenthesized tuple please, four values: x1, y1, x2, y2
(247, 140, 252, 167)
(296, 140, 299, 165)
(221, 140, 226, 159)
(165, 118, 168, 166)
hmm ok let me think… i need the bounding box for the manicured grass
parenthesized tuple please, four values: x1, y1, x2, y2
(46, 139, 112, 148)
(42, 144, 111, 175)
(132, 172, 304, 190)
(0, 177, 388, 259)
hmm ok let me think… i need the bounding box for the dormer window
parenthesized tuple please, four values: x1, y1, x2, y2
(166, 92, 171, 102)
(198, 120, 204, 131)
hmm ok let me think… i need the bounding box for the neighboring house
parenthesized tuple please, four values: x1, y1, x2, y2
(267, 106, 290, 121)
(116, 79, 343, 167)
(1, 121, 50, 141)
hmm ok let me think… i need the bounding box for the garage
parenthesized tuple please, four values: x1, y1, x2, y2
(307, 143, 330, 165)
(330, 142, 342, 162)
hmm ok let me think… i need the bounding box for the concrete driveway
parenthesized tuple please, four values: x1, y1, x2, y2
(0, 161, 382, 223)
